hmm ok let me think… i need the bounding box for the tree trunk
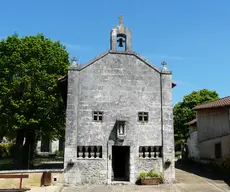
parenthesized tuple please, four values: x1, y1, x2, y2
(14, 130, 25, 169)
(22, 130, 36, 169)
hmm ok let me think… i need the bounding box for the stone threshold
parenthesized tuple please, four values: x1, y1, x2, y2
(111, 181, 131, 185)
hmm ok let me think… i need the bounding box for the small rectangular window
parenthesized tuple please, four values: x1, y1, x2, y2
(215, 143, 222, 158)
(93, 111, 103, 122)
(138, 112, 148, 122)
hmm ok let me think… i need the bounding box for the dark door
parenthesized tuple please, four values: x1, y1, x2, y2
(112, 146, 130, 181)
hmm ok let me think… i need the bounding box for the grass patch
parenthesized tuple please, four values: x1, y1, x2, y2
(0, 158, 14, 170)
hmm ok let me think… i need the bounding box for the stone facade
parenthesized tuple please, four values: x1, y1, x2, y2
(64, 20, 175, 185)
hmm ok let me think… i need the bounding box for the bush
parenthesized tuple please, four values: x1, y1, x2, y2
(147, 169, 160, 177)
(0, 143, 15, 158)
(138, 171, 147, 179)
(175, 151, 182, 157)
(138, 169, 164, 182)
(54, 150, 64, 157)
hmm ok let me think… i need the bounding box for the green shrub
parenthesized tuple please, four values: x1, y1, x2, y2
(147, 169, 160, 177)
(54, 150, 64, 157)
(175, 151, 182, 157)
(0, 143, 15, 158)
(138, 171, 147, 179)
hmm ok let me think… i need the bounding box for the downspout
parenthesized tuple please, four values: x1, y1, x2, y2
(160, 73, 165, 175)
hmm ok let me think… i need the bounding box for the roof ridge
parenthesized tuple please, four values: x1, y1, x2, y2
(193, 95, 230, 110)
(217, 95, 230, 100)
(69, 50, 164, 73)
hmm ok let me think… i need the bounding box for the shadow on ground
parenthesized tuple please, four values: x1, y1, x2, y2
(35, 162, 63, 169)
(175, 159, 230, 187)
(0, 157, 64, 170)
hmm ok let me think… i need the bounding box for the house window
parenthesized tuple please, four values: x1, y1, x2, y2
(93, 111, 103, 122)
(41, 139, 50, 152)
(215, 143, 222, 158)
(138, 112, 148, 122)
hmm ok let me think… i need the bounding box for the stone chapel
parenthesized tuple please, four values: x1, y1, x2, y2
(63, 17, 176, 185)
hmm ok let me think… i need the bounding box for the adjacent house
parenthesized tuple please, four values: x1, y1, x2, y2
(0, 137, 64, 156)
(193, 96, 230, 161)
(36, 139, 65, 155)
(186, 119, 199, 160)
(61, 17, 176, 185)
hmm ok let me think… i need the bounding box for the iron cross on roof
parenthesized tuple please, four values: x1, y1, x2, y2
(161, 61, 168, 70)
(119, 15, 123, 25)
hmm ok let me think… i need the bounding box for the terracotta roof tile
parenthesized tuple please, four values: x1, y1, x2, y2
(185, 119, 197, 125)
(193, 96, 230, 110)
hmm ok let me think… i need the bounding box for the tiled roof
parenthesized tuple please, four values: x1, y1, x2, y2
(185, 119, 197, 125)
(193, 96, 230, 110)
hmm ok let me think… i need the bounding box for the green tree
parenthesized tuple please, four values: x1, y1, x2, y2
(0, 34, 69, 169)
(173, 89, 219, 153)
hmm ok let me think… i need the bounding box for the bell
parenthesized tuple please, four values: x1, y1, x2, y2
(117, 38, 124, 47)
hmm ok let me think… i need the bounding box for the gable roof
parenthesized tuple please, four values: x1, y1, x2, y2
(193, 96, 230, 110)
(68, 50, 176, 88)
(69, 50, 162, 73)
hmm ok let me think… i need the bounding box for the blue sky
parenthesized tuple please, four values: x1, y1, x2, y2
(1, 0, 230, 104)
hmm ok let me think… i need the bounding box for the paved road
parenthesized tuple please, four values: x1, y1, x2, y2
(29, 162, 230, 192)
(175, 168, 230, 192)
(59, 168, 230, 192)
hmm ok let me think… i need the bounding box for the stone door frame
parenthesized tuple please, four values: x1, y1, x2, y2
(107, 140, 135, 184)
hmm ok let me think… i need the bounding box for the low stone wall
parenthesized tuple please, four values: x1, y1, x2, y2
(0, 169, 63, 189)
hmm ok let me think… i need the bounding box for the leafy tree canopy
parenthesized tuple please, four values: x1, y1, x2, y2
(0, 33, 69, 140)
(173, 89, 219, 146)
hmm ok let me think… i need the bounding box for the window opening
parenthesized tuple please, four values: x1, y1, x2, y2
(138, 112, 148, 122)
(93, 111, 103, 122)
(215, 143, 222, 158)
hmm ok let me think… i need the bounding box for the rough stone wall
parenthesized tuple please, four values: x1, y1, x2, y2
(64, 52, 174, 184)
(64, 159, 107, 185)
(77, 53, 162, 147)
(64, 70, 79, 185)
(161, 70, 175, 182)
(136, 159, 163, 173)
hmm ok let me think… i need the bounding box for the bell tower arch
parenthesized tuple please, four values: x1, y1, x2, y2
(110, 15, 132, 52)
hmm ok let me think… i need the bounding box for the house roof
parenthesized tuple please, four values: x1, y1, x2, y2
(185, 119, 197, 126)
(193, 96, 230, 110)
(69, 50, 163, 72)
(66, 50, 176, 88)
